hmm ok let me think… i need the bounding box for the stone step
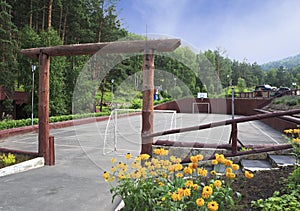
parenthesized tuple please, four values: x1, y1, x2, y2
(240, 159, 274, 171)
(268, 154, 296, 167)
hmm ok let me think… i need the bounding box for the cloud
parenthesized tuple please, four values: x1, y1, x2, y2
(119, 0, 300, 64)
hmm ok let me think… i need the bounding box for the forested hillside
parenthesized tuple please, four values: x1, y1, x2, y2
(1, 0, 300, 120)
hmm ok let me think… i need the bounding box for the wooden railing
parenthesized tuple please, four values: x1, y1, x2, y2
(143, 109, 300, 156)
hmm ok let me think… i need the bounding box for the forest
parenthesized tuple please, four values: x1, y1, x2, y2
(1, 0, 300, 119)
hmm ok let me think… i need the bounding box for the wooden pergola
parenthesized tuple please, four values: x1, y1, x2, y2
(21, 39, 181, 165)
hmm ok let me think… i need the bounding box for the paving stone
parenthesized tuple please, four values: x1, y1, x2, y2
(268, 154, 296, 167)
(241, 159, 273, 171)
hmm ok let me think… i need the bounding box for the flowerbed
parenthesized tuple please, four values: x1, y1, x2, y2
(102, 149, 254, 210)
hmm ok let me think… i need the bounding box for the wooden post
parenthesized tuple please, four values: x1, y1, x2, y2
(141, 49, 154, 156)
(49, 136, 55, 165)
(231, 122, 238, 154)
(38, 51, 51, 165)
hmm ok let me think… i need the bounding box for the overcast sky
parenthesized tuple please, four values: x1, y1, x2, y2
(117, 0, 300, 64)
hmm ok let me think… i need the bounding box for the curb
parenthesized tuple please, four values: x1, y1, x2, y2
(0, 157, 44, 177)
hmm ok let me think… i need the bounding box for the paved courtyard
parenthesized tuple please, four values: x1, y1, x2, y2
(0, 113, 287, 210)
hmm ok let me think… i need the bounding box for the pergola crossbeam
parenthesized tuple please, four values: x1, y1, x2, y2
(21, 39, 181, 58)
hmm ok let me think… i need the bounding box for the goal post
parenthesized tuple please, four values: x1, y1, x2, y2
(192, 102, 210, 114)
(103, 109, 177, 155)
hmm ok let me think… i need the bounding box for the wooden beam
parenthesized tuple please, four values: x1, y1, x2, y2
(21, 39, 181, 58)
(141, 49, 155, 156)
(38, 52, 50, 165)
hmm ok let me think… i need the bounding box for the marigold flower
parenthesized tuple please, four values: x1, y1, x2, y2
(293, 138, 300, 143)
(185, 180, 194, 187)
(184, 166, 193, 175)
(207, 200, 219, 211)
(102, 171, 110, 182)
(158, 181, 164, 186)
(125, 153, 132, 159)
(196, 154, 204, 161)
(198, 168, 208, 177)
(131, 170, 141, 179)
(284, 129, 293, 134)
(174, 163, 183, 171)
(111, 157, 117, 164)
(231, 164, 240, 171)
(226, 172, 236, 179)
(214, 180, 222, 187)
(192, 184, 198, 190)
(245, 170, 254, 179)
(224, 159, 233, 167)
(215, 153, 225, 163)
(294, 128, 300, 134)
(212, 159, 218, 165)
(140, 153, 151, 160)
(175, 173, 183, 178)
(196, 198, 205, 207)
(226, 167, 233, 173)
(190, 155, 198, 163)
(171, 192, 182, 201)
(161, 197, 166, 202)
(189, 162, 198, 169)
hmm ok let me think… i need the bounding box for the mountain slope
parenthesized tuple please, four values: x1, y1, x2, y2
(261, 54, 300, 70)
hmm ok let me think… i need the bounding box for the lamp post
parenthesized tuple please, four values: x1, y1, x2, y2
(31, 64, 36, 126)
(111, 79, 114, 94)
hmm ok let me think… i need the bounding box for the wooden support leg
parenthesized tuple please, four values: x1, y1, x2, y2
(38, 51, 51, 165)
(231, 122, 238, 154)
(141, 49, 154, 156)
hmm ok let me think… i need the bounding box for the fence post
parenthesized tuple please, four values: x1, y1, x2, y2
(48, 135, 55, 165)
(231, 123, 238, 154)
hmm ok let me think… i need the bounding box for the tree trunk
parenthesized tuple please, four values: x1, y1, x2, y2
(48, 0, 53, 31)
(29, 0, 33, 28)
(62, 7, 68, 44)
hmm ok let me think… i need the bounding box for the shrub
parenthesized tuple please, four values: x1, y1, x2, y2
(0, 153, 16, 167)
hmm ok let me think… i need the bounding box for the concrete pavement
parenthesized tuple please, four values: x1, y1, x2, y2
(0, 113, 287, 211)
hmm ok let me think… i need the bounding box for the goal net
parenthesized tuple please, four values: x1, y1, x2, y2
(103, 109, 177, 155)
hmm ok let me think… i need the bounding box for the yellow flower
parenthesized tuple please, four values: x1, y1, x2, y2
(196, 198, 205, 207)
(175, 173, 183, 178)
(161, 197, 166, 202)
(284, 129, 293, 134)
(178, 187, 191, 197)
(224, 159, 233, 167)
(102, 171, 110, 182)
(111, 157, 117, 164)
(110, 166, 117, 173)
(196, 154, 204, 161)
(294, 128, 300, 134)
(231, 164, 240, 171)
(190, 155, 198, 163)
(108, 176, 116, 182)
(140, 153, 150, 160)
(293, 138, 300, 143)
(245, 170, 254, 179)
(188, 162, 198, 169)
(214, 180, 222, 187)
(202, 186, 213, 196)
(153, 148, 161, 155)
(154, 148, 169, 156)
(184, 166, 193, 175)
(226, 167, 233, 173)
(198, 168, 208, 177)
(131, 170, 141, 179)
(171, 192, 182, 201)
(207, 200, 219, 211)
(215, 153, 225, 163)
(226, 172, 236, 179)
(158, 181, 164, 186)
(210, 170, 217, 176)
(212, 159, 218, 165)
(125, 153, 132, 159)
(131, 161, 140, 168)
(174, 163, 183, 171)
(192, 184, 199, 190)
(185, 180, 194, 187)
